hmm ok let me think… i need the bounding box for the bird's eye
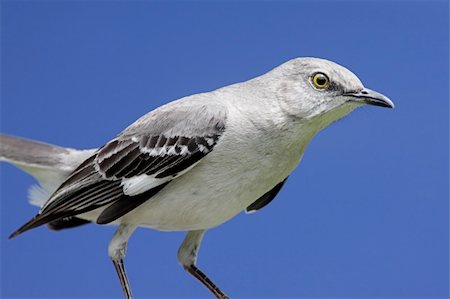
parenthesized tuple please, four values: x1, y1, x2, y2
(312, 73, 330, 89)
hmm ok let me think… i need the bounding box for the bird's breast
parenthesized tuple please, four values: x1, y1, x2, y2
(123, 111, 314, 231)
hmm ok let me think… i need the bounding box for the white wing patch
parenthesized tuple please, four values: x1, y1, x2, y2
(140, 144, 191, 156)
(121, 175, 170, 196)
(120, 162, 199, 196)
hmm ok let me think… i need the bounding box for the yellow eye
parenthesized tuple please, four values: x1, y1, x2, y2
(312, 73, 330, 89)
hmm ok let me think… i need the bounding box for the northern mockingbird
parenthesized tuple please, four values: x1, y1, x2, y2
(0, 57, 394, 298)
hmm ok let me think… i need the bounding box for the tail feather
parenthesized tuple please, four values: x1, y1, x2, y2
(1, 133, 97, 237)
(1, 134, 96, 207)
(0, 134, 73, 169)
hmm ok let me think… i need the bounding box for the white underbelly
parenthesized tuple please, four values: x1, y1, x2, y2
(118, 147, 302, 231)
(78, 120, 312, 231)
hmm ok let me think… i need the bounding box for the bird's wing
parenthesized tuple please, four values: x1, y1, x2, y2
(10, 100, 227, 238)
(245, 177, 288, 213)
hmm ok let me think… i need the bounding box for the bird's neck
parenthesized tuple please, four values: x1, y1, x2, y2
(310, 102, 360, 131)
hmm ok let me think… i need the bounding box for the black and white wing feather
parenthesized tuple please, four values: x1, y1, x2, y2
(10, 100, 227, 238)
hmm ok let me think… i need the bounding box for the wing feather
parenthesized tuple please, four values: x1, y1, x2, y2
(245, 177, 288, 213)
(10, 101, 227, 238)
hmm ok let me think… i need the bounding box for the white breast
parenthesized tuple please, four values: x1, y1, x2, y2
(119, 104, 316, 231)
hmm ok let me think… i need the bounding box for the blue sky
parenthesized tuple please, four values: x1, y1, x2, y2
(1, 1, 448, 298)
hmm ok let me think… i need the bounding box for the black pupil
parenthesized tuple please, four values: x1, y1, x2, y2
(316, 75, 327, 86)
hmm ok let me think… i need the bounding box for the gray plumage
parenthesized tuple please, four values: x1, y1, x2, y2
(1, 57, 394, 299)
(8, 99, 228, 237)
(0, 134, 71, 168)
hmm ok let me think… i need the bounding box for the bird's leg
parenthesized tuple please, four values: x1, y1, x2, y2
(178, 230, 229, 299)
(109, 224, 137, 299)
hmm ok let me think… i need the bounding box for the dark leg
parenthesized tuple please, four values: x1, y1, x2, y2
(109, 224, 137, 299)
(178, 230, 229, 299)
(184, 264, 229, 299)
(112, 258, 133, 299)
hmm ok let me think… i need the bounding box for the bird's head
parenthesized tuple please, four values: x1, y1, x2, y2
(268, 57, 394, 128)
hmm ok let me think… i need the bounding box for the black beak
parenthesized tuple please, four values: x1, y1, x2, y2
(344, 88, 395, 108)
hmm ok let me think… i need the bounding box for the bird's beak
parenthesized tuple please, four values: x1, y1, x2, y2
(345, 88, 395, 108)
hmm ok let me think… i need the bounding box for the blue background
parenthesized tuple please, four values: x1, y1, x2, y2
(1, 1, 448, 298)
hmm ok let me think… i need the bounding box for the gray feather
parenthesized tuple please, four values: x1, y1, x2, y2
(121, 98, 227, 138)
(9, 100, 228, 237)
(0, 134, 71, 168)
(0, 134, 96, 207)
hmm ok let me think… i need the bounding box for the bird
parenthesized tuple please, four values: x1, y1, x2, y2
(0, 57, 394, 298)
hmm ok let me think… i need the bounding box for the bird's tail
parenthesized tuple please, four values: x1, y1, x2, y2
(0, 134, 95, 208)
